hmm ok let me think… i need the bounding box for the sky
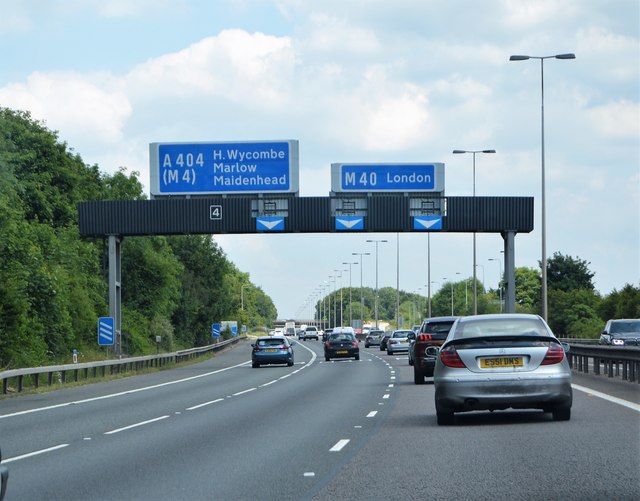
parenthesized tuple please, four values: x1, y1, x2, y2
(1, 0, 638, 320)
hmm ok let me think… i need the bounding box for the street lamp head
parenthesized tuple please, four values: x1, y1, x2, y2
(452, 149, 467, 154)
(555, 53, 576, 59)
(510, 55, 530, 61)
(482, 149, 496, 154)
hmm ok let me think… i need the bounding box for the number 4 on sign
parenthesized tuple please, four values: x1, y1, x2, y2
(210, 205, 222, 220)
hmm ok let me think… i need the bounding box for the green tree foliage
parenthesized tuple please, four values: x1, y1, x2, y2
(598, 284, 640, 320)
(514, 267, 541, 312)
(547, 252, 595, 292)
(548, 288, 601, 337)
(0, 107, 277, 368)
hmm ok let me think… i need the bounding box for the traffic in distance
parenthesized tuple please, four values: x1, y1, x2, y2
(264, 313, 580, 424)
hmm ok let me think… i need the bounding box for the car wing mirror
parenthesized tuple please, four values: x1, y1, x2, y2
(0, 465, 8, 501)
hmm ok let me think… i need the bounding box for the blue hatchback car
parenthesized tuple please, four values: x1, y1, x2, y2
(251, 336, 295, 368)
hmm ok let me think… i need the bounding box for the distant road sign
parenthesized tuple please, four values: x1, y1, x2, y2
(212, 323, 221, 338)
(150, 140, 299, 196)
(336, 216, 364, 230)
(331, 163, 444, 193)
(414, 215, 443, 230)
(98, 317, 114, 346)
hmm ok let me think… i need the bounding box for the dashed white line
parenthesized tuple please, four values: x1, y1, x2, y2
(367, 411, 378, 418)
(3, 444, 69, 463)
(187, 398, 224, 411)
(232, 388, 257, 397)
(104, 415, 170, 435)
(382, 394, 390, 399)
(330, 439, 350, 452)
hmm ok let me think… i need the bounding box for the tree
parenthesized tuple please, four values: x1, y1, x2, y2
(547, 252, 595, 292)
(598, 284, 640, 320)
(514, 267, 540, 313)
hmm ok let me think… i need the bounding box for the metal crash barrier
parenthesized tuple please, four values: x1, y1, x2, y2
(0, 337, 245, 395)
(566, 344, 640, 384)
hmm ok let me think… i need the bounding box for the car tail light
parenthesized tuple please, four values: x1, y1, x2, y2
(325, 341, 331, 349)
(440, 346, 465, 368)
(353, 341, 358, 347)
(389, 340, 397, 345)
(541, 344, 565, 365)
(419, 334, 432, 341)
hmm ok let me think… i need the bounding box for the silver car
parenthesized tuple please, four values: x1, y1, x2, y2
(433, 314, 572, 425)
(386, 329, 412, 355)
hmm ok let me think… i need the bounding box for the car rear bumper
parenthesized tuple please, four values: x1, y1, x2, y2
(325, 349, 359, 359)
(253, 353, 293, 365)
(435, 377, 572, 412)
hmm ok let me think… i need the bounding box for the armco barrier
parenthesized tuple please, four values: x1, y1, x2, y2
(567, 344, 640, 383)
(0, 337, 245, 395)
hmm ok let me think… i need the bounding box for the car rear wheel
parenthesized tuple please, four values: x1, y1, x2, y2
(436, 410, 455, 426)
(552, 406, 571, 421)
(408, 354, 414, 366)
(355, 354, 360, 361)
(325, 356, 330, 362)
(287, 360, 294, 367)
(413, 365, 425, 385)
(365, 343, 369, 348)
(252, 362, 259, 368)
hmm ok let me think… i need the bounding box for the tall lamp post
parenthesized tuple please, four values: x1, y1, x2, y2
(509, 52, 575, 322)
(366, 239, 388, 328)
(352, 252, 371, 330)
(343, 261, 358, 327)
(442, 277, 454, 316)
(488, 257, 503, 313)
(452, 149, 496, 315)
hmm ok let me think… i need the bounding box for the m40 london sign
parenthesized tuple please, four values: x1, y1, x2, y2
(331, 163, 445, 193)
(150, 140, 299, 196)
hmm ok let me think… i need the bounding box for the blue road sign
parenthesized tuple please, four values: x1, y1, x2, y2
(414, 216, 443, 231)
(212, 323, 221, 338)
(256, 216, 285, 231)
(98, 317, 114, 346)
(242, 325, 247, 333)
(231, 326, 238, 337)
(331, 163, 445, 193)
(335, 216, 364, 230)
(150, 140, 299, 196)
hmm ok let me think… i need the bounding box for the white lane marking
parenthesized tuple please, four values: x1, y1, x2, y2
(186, 398, 224, 411)
(304, 472, 316, 477)
(0, 361, 250, 420)
(572, 384, 640, 412)
(104, 415, 170, 435)
(330, 439, 350, 452)
(260, 380, 278, 387)
(3, 443, 69, 463)
(367, 411, 378, 418)
(388, 384, 394, 388)
(232, 388, 257, 397)
(382, 394, 390, 399)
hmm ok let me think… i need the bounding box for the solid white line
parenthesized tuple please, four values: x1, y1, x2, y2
(186, 398, 224, 411)
(367, 411, 378, 418)
(3, 443, 69, 463)
(572, 384, 640, 412)
(330, 439, 350, 452)
(232, 388, 257, 396)
(104, 415, 170, 435)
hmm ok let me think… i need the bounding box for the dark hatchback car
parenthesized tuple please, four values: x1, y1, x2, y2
(324, 329, 360, 361)
(599, 319, 640, 346)
(411, 316, 458, 384)
(251, 336, 295, 368)
(364, 329, 385, 348)
(379, 332, 392, 351)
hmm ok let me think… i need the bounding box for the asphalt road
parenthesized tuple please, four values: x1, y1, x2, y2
(1, 339, 638, 500)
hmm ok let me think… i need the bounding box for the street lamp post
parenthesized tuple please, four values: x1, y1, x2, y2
(510, 52, 575, 322)
(488, 258, 503, 313)
(352, 252, 371, 330)
(343, 261, 358, 327)
(443, 278, 454, 316)
(366, 239, 388, 328)
(452, 149, 496, 315)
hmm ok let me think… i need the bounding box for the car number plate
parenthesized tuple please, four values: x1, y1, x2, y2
(336, 350, 348, 354)
(265, 349, 278, 352)
(480, 356, 523, 368)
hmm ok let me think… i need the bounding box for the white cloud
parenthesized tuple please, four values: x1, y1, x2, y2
(0, 71, 131, 146)
(587, 100, 640, 138)
(305, 13, 380, 53)
(125, 29, 295, 108)
(502, 0, 578, 26)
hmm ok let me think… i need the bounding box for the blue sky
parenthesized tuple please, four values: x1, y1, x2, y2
(1, 0, 638, 319)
